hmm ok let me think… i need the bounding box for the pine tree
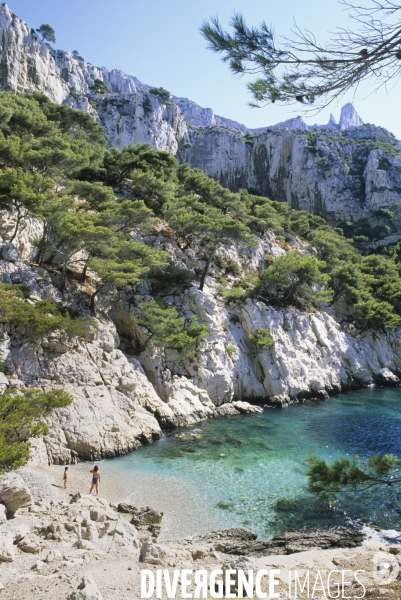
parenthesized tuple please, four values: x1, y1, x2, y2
(164, 196, 255, 291)
(36, 24, 56, 43)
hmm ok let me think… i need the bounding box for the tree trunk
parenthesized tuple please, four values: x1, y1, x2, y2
(80, 254, 91, 283)
(36, 224, 48, 266)
(199, 254, 214, 292)
(44, 238, 65, 265)
(90, 283, 106, 313)
(60, 259, 68, 292)
(9, 207, 22, 243)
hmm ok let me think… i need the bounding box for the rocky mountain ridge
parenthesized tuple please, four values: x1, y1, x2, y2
(1, 3, 401, 242)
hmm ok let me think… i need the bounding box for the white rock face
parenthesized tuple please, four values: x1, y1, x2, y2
(172, 96, 247, 132)
(339, 102, 364, 130)
(2, 3, 398, 232)
(2, 220, 401, 463)
(139, 284, 401, 407)
(0, 236, 268, 463)
(87, 93, 188, 153)
(1, 5, 401, 466)
(271, 115, 308, 131)
(185, 125, 401, 235)
(0, 4, 189, 154)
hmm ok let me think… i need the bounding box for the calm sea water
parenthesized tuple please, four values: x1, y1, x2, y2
(75, 388, 401, 540)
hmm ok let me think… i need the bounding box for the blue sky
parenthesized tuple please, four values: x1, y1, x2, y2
(9, 0, 401, 137)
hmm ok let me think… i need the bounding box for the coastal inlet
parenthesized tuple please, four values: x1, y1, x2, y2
(74, 388, 401, 540)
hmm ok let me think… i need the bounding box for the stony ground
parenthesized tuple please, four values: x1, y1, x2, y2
(1, 466, 401, 599)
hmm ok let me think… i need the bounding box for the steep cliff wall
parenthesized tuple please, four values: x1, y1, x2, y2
(1, 2, 401, 235)
(1, 218, 401, 465)
(183, 124, 401, 239)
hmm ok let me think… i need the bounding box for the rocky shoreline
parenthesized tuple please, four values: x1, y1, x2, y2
(0, 465, 395, 599)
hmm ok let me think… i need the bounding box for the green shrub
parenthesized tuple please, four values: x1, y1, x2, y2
(214, 255, 226, 270)
(317, 157, 330, 170)
(150, 264, 194, 293)
(0, 284, 95, 336)
(148, 87, 170, 103)
(143, 95, 152, 115)
(225, 258, 240, 276)
(248, 327, 274, 349)
(0, 362, 8, 375)
(133, 299, 208, 357)
(89, 78, 108, 95)
(225, 344, 237, 355)
(242, 132, 256, 145)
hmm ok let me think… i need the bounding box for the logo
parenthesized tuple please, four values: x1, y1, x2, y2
(372, 552, 399, 585)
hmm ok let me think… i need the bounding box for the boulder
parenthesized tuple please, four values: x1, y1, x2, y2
(139, 542, 178, 567)
(189, 528, 258, 555)
(0, 532, 15, 562)
(1, 243, 21, 263)
(107, 518, 139, 549)
(216, 404, 240, 417)
(89, 508, 107, 522)
(69, 575, 103, 600)
(118, 504, 163, 540)
(374, 368, 400, 386)
(231, 401, 263, 414)
(0, 472, 32, 515)
(18, 536, 43, 554)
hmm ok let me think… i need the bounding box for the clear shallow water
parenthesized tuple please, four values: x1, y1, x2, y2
(76, 388, 401, 540)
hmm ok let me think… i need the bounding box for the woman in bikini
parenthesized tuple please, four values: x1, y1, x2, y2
(89, 465, 100, 496)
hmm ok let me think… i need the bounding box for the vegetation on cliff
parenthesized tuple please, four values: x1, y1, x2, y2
(1, 91, 401, 336)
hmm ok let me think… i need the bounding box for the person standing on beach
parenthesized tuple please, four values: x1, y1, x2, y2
(63, 467, 68, 490)
(89, 465, 100, 496)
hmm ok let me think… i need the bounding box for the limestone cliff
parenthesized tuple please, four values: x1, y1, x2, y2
(1, 2, 401, 237)
(1, 216, 401, 464)
(183, 124, 401, 240)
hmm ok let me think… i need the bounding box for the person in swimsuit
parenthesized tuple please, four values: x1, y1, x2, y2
(63, 466, 68, 490)
(89, 465, 100, 496)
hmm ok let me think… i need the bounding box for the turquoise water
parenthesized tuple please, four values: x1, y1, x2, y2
(76, 388, 401, 540)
